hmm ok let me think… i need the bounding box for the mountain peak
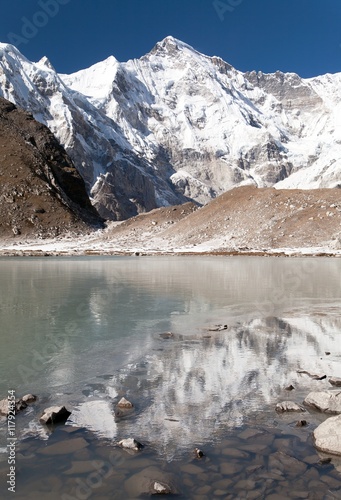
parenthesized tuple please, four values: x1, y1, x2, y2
(36, 56, 56, 72)
(149, 36, 196, 57)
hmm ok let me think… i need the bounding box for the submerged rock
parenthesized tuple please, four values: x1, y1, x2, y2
(118, 438, 143, 451)
(275, 401, 306, 413)
(314, 415, 341, 455)
(40, 406, 71, 425)
(304, 390, 341, 414)
(124, 466, 177, 497)
(152, 481, 173, 494)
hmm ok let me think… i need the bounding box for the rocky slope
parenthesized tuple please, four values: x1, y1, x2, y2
(1, 37, 341, 221)
(1, 186, 340, 255)
(0, 97, 103, 238)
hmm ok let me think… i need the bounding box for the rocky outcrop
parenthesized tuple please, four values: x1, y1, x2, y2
(0, 97, 103, 237)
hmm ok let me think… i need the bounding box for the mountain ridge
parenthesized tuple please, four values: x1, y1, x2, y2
(1, 37, 341, 221)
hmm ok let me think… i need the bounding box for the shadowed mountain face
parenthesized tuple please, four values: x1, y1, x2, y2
(0, 97, 104, 238)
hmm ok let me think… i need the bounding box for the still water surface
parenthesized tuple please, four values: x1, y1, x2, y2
(0, 256, 341, 498)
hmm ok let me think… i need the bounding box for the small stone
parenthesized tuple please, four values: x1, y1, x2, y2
(118, 438, 143, 451)
(117, 397, 133, 409)
(194, 448, 204, 459)
(325, 352, 331, 356)
(329, 377, 341, 387)
(208, 324, 227, 332)
(22, 394, 37, 403)
(275, 401, 306, 413)
(159, 332, 174, 339)
(285, 385, 295, 391)
(40, 406, 71, 425)
(296, 420, 308, 427)
(152, 481, 172, 494)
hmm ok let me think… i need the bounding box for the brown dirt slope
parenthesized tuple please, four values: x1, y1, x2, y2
(0, 97, 103, 238)
(104, 186, 341, 252)
(158, 186, 341, 250)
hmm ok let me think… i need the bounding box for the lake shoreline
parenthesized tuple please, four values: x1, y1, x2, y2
(0, 239, 341, 258)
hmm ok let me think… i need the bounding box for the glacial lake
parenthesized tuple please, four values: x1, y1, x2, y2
(1, 256, 341, 499)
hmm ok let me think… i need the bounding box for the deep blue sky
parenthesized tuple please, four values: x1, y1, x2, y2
(0, 0, 340, 77)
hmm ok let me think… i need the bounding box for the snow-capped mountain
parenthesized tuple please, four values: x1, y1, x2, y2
(0, 36, 340, 220)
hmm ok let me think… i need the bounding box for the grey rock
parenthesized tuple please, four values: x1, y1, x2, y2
(0, 395, 37, 416)
(118, 438, 143, 451)
(194, 447, 205, 459)
(275, 401, 306, 413)
(329, 377, 341, 387)
(117, 397, 134, 409)
(314, 414, 341, 455)
(304, 390, 341, 414)
(159, 332, 174, 339)
(22, 394, 37, 403)
(296, 420, 308, 427)
(152, 481, 173, 494)
(40, 406, 71, 425)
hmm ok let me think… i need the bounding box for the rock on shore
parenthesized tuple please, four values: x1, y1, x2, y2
(314, 415, 341, 455)
(304, 391, 341, 414)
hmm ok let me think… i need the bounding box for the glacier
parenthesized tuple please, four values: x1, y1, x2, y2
(0, 35, 340, 220)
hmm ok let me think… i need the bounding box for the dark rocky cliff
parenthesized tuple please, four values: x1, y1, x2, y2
(0, 97, 104, 238)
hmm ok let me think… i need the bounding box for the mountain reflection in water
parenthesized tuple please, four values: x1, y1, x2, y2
(71, 310, 341, 460)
